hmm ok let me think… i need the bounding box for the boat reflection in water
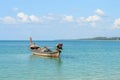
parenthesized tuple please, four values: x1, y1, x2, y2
(29, 54, 62, 74)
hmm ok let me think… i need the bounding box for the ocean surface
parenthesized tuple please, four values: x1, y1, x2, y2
(0, 40, 120, 80)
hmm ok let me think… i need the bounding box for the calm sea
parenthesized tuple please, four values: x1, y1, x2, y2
(0, 40, 120, 80)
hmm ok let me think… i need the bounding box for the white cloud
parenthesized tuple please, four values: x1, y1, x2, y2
(76, 17, 86, 26)
(17, 12, 43, 23)
(114, 18, 120, 29)
(76, 17, 86, 23)
(2, 16, 16, 24)
(86, 15, 101, 27)
(17, 12, 29, 23)
(95, 9, 105, 16)
(29, 15, 42, 23)
(0, 13, 42, 24)
(61, 15, 74, 22)
(0, 9, 105, 26)
(76, 15, 101, 27)
(86, 15, 101, 22)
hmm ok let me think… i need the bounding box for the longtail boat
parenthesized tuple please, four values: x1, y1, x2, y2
(29, 37, 63, 57)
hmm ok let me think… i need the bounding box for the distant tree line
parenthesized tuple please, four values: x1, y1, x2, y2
(79, 37, 120, 40)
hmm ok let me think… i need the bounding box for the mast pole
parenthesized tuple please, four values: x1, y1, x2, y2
(30, 37, 33, 44)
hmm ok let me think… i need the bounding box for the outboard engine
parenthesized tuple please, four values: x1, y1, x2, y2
(56, 43, 63, 53)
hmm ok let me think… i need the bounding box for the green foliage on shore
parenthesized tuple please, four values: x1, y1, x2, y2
(79, 37, 120, 40)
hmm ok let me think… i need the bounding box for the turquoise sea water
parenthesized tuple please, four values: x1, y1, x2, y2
(0, 40, 120, 80)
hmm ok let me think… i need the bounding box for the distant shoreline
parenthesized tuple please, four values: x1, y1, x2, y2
(0, 37, 120, 41)
(78, 37, 120, 40)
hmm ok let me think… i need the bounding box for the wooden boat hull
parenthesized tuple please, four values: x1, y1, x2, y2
(31, 50, 60, 57)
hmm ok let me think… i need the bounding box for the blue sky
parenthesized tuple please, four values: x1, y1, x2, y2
(0, 0, 120, 40)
